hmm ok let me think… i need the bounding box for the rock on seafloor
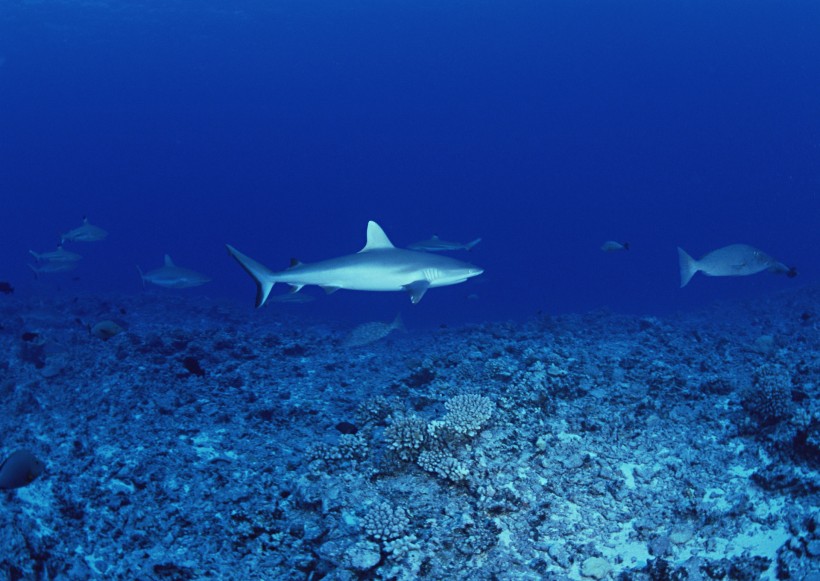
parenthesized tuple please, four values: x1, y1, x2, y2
(0, 288, 818, 579)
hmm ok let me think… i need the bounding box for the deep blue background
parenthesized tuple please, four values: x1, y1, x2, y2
(2, 0, 819, 326)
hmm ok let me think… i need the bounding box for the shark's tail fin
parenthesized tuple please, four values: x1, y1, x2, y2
(677, 247, 698, 288)
(465, 238, 482, 251)
(226, 244, 278, 308)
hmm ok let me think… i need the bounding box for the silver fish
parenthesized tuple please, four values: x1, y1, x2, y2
(678, 244, 797, 287)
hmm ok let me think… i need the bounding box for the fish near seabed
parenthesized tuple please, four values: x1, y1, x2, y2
(601, 241, 630, 252)
(28, 244, 83, 277)
(61, 216, 108, 243)
(226, 221, 484, 306)
(0, 449, 45, 489)
(343, 313, 405, 348)
(29, 245, 83, 263)
(28, 260, 79, 276)
(138, 255, 211, 288)
(678, 244, 797, 288)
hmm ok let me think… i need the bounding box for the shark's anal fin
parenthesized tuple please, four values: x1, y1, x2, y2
(403, 280, 430, 304)
(226, 244, 277, 308)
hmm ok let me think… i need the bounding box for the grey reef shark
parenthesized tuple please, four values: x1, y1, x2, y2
(227, 221, 484, 306)
(138, 255, 211, 288)
(61, 216, 108, 243)
(408, 234, 482, 252)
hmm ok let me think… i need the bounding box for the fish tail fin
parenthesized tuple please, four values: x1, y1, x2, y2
(136, 265, 146, 289)
(226, 244, 277, 308)
(465, 238, 482, 251)
(622, 242, 630, 251)
(787, 266, 798, 278)
(677, 247, 698, 288)
(27, 264, 39, 279)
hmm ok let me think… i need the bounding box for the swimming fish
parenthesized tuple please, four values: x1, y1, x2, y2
(601, 241, 630, 252)
(29, 245, 83, 263)
(0, 449, 45, 489)
(138, 255, 211, 288)
(267, 292, 316, 304)
(343, 313, 404, 348)
(28, 260, 79, 275)
(408, 235, 482, 252)
(61, 216, 108, 243)
(227, 221, 483, 306)
(678, 244, 797, 288)
(90, 320, 126, 341)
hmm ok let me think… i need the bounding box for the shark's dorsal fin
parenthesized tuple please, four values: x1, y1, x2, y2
(164, 255, 175, 267)
(360, 221, 395, 252)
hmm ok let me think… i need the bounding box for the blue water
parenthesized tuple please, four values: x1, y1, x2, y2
(2, 0, 819, 325)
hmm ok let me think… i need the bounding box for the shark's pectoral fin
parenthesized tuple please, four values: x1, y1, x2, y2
(403, 280, 431, 304)
(321, 285, 341, 294)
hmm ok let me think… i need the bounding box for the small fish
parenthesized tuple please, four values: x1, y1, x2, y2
(29, 245, 83, 263)
(0, 281, 13, 294)
(408, 235, 482, 252)
(343, 313, 404, 348)
(61, 216, 108, 243)
(0, 449, 45, 489)
(89, 320, 126, 341)
(138, 255, 211, 288)
(601, 241, 630, 252)
(678, 244, 797, 287)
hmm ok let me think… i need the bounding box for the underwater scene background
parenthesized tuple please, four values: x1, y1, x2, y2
(1, 1, 819, 579)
